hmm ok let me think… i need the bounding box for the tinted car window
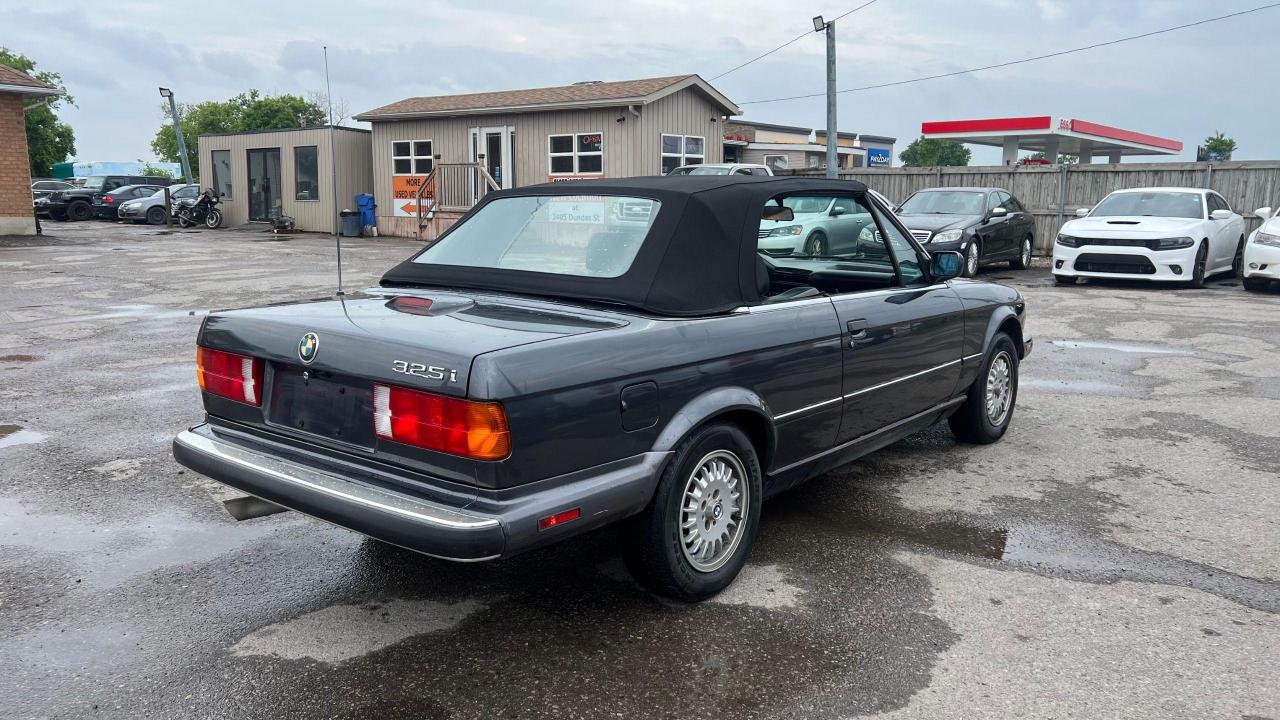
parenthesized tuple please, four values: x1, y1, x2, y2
(986, 193, 1002, 212)
(751, 168, 770, 176)
(1004, 194, 1026, 213)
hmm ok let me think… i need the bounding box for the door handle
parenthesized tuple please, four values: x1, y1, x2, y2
(847, 319, 869, 346)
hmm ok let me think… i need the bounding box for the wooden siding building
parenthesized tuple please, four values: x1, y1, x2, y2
(197, 126, 373, 233)
(354, 75, 740, 238)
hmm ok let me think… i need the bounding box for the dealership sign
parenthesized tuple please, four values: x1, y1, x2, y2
(393, 175, 435, 217)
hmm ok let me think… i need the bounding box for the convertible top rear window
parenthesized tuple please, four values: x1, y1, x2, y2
(414, 195, 660, 278)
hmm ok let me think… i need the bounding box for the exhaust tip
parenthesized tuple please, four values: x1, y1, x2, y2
(223, 495, 289, 521)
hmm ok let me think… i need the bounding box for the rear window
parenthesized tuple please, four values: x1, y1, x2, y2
(413, 195, 661, 278)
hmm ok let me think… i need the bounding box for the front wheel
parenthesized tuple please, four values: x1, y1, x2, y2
(67, 202, 93, 221)
(1011, 237, 1032, 270)
(949, 334, 1019, 444)
(205, 208, 223, 229)
(1232, 236, 1245, 277)
(804, 231, 828, 257)
(145, 206, 167, 225)
(624, 423, 762, 602)
(1185, 242, 1208, 288)
(963, 241, 980, 278)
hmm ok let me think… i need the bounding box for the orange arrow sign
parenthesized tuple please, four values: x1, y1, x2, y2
(401, 203, 420, 214)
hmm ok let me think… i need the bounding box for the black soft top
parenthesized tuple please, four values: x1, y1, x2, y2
(380, 175, 872, 316)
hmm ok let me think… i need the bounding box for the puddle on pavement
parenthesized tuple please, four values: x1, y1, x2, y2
(1049, 339, 1196, 356)
(0, 425, 47, 449)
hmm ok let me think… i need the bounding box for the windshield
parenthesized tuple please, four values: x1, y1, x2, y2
(1090, 191, 1203, 219)
(668, 166, 730, 176)
(898, 191, 985, 215)
(413, 195, 661, 278)
(81, 176, 107, 191)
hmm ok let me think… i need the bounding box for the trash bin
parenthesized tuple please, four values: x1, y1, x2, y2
(356, 194, 376, 228)
(340, 210, 361, 237)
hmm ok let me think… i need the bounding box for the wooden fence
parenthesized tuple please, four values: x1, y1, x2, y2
(787, 161, 1280, 254)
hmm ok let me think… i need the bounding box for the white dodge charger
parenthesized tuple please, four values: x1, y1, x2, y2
(1244, 206, 1280, 292)
(1053, 187, 1245, 287)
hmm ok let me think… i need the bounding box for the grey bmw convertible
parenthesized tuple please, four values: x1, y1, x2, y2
(173, 176, 1031, 601)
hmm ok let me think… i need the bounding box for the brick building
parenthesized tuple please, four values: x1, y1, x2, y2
(0, 64, 62, 235)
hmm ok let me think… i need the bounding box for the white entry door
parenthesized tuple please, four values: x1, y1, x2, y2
(469, 126, 515, 192)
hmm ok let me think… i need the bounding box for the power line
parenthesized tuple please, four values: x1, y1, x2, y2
(739, 2, 1280, 104)
(710, 0, 882, 81)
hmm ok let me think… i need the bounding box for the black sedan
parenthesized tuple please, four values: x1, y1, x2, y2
(94, 184, 167, 220)
(896, 187, 1036, 277)
(172, 176, 1031, 602)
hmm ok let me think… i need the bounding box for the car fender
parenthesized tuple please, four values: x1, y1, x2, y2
(651, 386, 776, 462)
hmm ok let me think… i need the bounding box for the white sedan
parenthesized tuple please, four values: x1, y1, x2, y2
(1053, 187, 1246, 288)
(1244, 205, 1280, 292)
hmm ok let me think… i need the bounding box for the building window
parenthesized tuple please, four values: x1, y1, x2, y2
(764, 154, 790, 173)
(393, 140, 433, 175)
(661, 134, 705, 174)
(211, 150, 232, 199)
(548, 132, 603, 176)
(294, 146, 319, 201)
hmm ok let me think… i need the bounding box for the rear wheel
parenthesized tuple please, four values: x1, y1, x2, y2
(805, 231, 828, 257)
(1011, 237, 1032, 270)
(67, 201, 92, 221)
(963, 241, 980, 277)
(624, 423, 762, 602)
(1243, 276, 1270, 292)
(1185, 241, 1208, 288)
(949, 333, 1019, 444)
(145, 206, 167, 225)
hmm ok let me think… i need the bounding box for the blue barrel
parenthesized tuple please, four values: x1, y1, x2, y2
(356, 194, 376, 227)
(340, 210, 361, 237)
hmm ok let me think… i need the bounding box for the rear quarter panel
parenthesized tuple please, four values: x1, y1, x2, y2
(470, 302, 843, 488)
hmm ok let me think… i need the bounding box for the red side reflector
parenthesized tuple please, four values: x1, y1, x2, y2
(197, 347, 264, 406)
(373, 383, 510, 460)
(387, 296, 434, 315)
(538, 508, 581, 531)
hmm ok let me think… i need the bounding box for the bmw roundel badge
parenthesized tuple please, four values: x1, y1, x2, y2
(298, 332, 319, 364)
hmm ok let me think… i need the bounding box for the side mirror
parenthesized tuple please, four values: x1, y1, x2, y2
(830, 206, 847, 217)
(1256, 207, 1274, 221)
(930, 250, 964, 282)
(1210, 209, 1232, 220)
(990, 206, 1008, 218)
(1075, 207, 1091, 218)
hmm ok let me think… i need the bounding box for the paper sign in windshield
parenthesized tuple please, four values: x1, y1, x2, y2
(548, 200, 605, 224)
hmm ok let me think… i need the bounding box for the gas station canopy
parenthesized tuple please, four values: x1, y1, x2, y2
(921, 116, 1183, 164)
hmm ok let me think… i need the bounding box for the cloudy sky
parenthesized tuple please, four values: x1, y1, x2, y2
(5, 0, 1277, 166)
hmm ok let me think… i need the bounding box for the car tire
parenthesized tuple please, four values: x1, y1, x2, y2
(67, 202, 92, 221)
(624, 422, 763, 602)
(1011, 237, 1032, 270)
(1232, 236, 1245, 277)
(1243, 276, 1270, 292)
(804, 231, 828, 257)
(146, 206, 167, 225)
(949, 333, 1019, 445)
(1185, 241, 1208, 289)
(963, 240, 980, 278)
(1053, 274, 1075, 286)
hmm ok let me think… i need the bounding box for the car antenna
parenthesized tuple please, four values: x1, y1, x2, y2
(324, 44, 344, 296)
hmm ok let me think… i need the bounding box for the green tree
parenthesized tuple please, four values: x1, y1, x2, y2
(0, 47, 75, 177)
(139, 163, 175, 181)
(151, 90, 327, 178)
(1203, 131, 1237, 160)
(900, 137, 971, 167)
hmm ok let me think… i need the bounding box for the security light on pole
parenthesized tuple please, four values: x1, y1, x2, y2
(813, 16, 837, 179)
(159, 87, 193, 185)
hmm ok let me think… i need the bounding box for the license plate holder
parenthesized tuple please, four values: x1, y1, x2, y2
(267, 365, 375, 448)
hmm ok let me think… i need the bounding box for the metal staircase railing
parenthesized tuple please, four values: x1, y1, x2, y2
(416, 162, 501, 241)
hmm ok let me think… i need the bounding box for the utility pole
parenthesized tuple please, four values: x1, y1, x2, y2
(814, 16, 837, 179)
(158, 87, 193, 185)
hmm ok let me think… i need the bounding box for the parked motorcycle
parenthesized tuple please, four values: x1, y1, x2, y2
(177, 190, 223, 229)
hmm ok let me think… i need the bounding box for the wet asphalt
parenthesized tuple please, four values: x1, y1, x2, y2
(1, 222, 1278, 719)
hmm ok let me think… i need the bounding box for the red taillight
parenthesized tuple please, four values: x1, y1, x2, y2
(373, 383, 510, 460)
(387, 296, 433, 315)
(538, 508, 581, 531)
(103, 196, 114, 203)
(197, 347, 264, 406)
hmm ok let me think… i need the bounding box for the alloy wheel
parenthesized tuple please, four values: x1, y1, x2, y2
(679, 450, 748, 573)
(1020, 239, 1031, 267)
(966, 243, 979, 277)
(985, 351, 1013, 426)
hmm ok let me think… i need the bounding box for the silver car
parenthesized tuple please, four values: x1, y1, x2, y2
(117, 184, 199, 224)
